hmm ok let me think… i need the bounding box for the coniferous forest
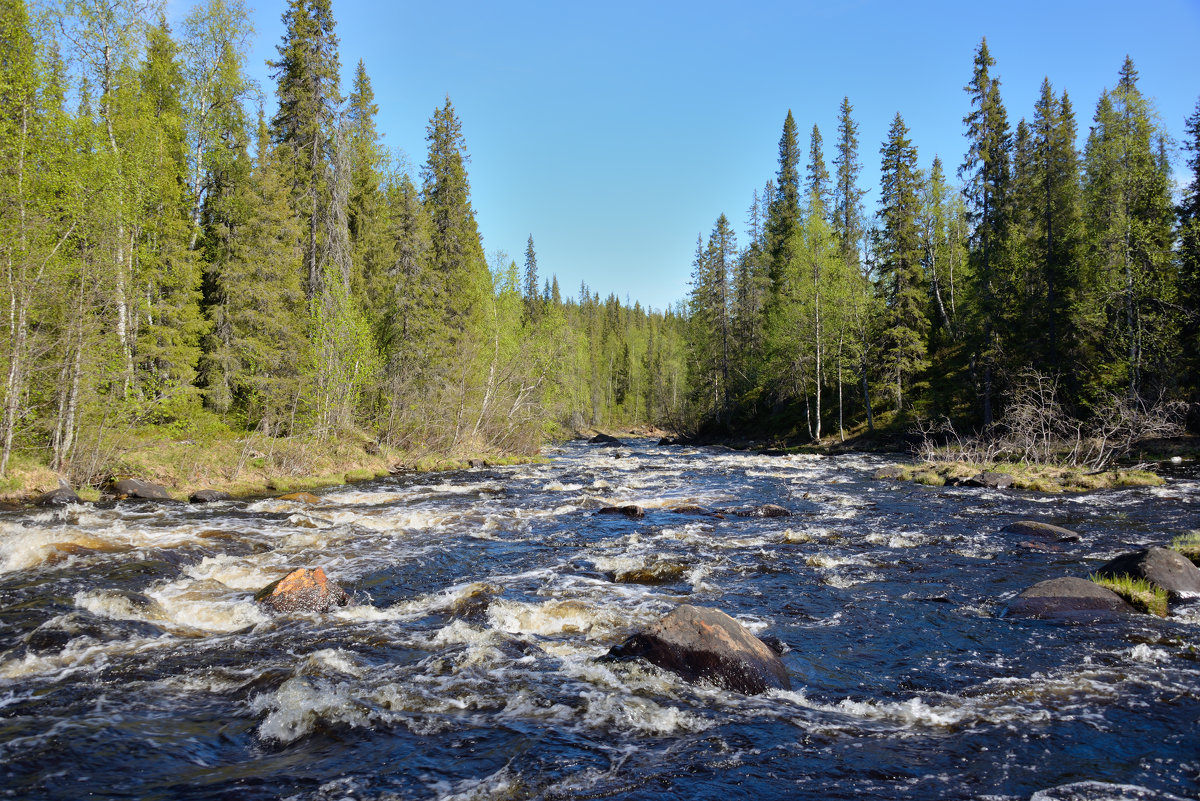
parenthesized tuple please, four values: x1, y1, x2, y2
(686, 40, 1200, 448)
(0, 0, 688, 487)
(1, 1, 1199, 492)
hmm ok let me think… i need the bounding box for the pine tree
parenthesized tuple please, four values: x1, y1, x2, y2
(960, 37, 1011, 425)
(878, 113, 928, 411)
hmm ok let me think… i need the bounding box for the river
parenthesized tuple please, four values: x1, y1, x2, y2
(1, 439, 1198, 800)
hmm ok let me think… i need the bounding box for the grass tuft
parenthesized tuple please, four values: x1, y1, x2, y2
(1088, 573, 1169, 617)
(1170, 531, 1200, 565)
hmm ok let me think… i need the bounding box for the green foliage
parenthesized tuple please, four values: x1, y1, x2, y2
(1088, 573, 1168, 617)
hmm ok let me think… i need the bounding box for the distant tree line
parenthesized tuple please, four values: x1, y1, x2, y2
(0, 0, 688, 480)
(686, 39, 1200, 442)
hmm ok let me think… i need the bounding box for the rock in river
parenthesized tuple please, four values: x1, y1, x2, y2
(1003, 577, 1136, 622)
(1000, 520, 1081, 542)
(588, 433, 622, 446)
(255, 567, 350, 614)
(189, 489, 232, 503)
(111, 478, 172, 500)
(1093, 547, 1200, 600)
(597, 504, 645, 518)
(35, 487, 81, 507)
(605, 604, 790, 694)
(964, 472, 1013, 489)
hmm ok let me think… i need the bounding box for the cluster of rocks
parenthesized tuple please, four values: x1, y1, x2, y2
(1002, 520, 1200, 622)
(34, 476, 234, 507)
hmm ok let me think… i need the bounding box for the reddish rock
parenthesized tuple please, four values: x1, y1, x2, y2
(606, 604, 790, 694)
(255, 567, 350, 614)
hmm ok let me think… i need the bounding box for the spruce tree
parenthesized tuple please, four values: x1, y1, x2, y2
(268, 0, 341, 297)
(765, 111, 802, 302)
(523, 234, 540, 316)
(878, 113, 928, 411)
(806, 124, 830, 215)
(960, 37, 1011, 425)
(1179, 98, 1200, 408)
(1082, 58, 1178, 401)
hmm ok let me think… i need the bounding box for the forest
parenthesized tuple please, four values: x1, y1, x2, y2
(685, 39, 1200, 450)
(0, 0, 689, 487)
(3, 1, 1199, 493)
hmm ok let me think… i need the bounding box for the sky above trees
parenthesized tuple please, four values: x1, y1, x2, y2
(185, 0, 1200, 312)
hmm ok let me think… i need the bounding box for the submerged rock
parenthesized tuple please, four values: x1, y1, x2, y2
(111, 478, 172, 500)
(255, 567, 350, 614)
(35, 487, 81, 507)
(964, 472, 1013, 489)
(1093, 547, 1200, 600)
(189, 489, 232, 504)
(1000, 520, 1081, 542)
(277, 491, 321, 504)
(596, 504, 645, 518)
(1003, 577, 1136, 622)
(605, 604, 790, 694)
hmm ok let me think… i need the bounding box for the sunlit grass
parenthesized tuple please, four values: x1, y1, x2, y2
(1088, 573, 1169, 617)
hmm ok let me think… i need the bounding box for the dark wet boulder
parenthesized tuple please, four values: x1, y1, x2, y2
(730, 504, 791, 518)
(874, 466, 906, 480)
(35, 487, 81, 507)
(605, 604, 790, 694)
(588, 433, 622, 446)
(1093, 547, 1200, 600)
(964, 471, 1013, 489)
(255, 567, 350, 614)
(189, 489, 231, 504)
(1003, 577, 1136, 622)
(111, 478, 172, 500)
(596, 504, 645, 518)
(1000, 520, 1081, 542)
(658, 437, 676, 446)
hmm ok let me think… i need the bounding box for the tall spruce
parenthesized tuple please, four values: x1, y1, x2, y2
(1082, 58, 1177, 401)
(268, 0, 341, 298)
(960, 37, 1011, 425)
(1180, 98, 1200, 408)
(806, 123, 830, 214)
(877, 113, 928, 411)
(765, 110, 802, 304)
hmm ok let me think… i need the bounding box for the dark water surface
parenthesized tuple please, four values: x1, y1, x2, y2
(2, 441, 1198, 800)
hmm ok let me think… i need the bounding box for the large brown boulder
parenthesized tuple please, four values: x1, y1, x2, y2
(112, 478, 172, 500)
(254, 567, 350, 614)
(1003, 577, 1136, 622)
(605, 604, 790, 694)
(1093, 547, 1200, 600)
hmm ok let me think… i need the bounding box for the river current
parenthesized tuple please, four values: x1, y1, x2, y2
(1, 439, 1198, 800)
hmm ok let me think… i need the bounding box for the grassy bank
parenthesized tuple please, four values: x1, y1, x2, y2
(0, 424, 543, 505)
(874, 460, 1165, 492)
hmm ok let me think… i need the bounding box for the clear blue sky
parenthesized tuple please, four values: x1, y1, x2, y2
(220, 0, 1199, 312)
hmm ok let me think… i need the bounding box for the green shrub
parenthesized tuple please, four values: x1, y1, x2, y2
(1089, 573, 1169, 617)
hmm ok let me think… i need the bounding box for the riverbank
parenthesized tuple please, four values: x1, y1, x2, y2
(0, 426, 545, 506)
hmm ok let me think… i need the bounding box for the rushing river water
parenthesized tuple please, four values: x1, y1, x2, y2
(1, 440, 1198, 801)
